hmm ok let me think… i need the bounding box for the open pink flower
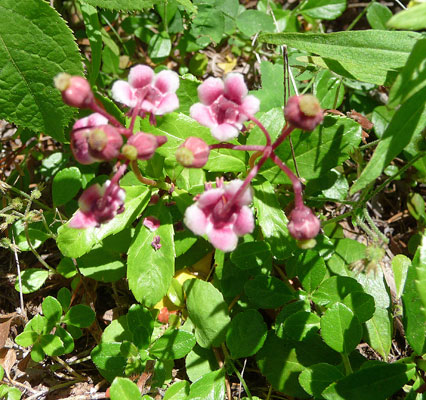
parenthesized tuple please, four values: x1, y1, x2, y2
(111, 65, 179, 117)
(184, 180, 254, 252)
(190, 73, 260, 142)
(69, 180, 125, 229)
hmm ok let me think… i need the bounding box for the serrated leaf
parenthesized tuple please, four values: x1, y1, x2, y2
(364, 307, 391, 360)
(300, 0, 347, 20)
(185, 279, 230, 348)
(110, 377, 142, 400)
(127, 203, 174, 307)
(83, 0, 157, 11)
(149, 329, 196, 360)
(57, 182, 150, 258)
(188, 369, 226, 400)
(0, 0, 83, 141)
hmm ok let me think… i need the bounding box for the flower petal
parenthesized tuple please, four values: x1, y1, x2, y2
(224, 73, 247, 104)
(73, 113, 108, 130)
(69, 210, 97, 229)
(197, 188, 224, 208)
(184, 204, 208, 236)
(240, 95, 260, 119)
(233, 206, 254, 236)
(128, 65, 154, 88)
(190, 103, 217, 128)
(211, 123, 240, 141)
(78, 184, 103, 212)
(198, 77, 224, 105)
(155, 93, 179, 115)
(155, 70, 180, 94)
(111, 80, 136, 107)
(207, 226, 239, 252)
(225, 180, 253, 206)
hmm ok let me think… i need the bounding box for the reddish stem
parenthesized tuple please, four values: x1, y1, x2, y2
(90, 101, 124, 129)
(272, 123, 294, 151)
(128, 98, 142, 133)
(209, 143, 266, 152)
(247, 115, 272, 146)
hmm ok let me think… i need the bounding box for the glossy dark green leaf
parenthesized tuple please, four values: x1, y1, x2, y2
(322, 362, 416, 400)
(230, 242, 272, 271)
(281, 312, 321, 341)
(52, 167, 82, 206)
(366, 2, 392, 30)
(226, 309, 267, 359)
(364, 307, 392, 360)
(127, 304, 154, 350)
(289, 250, 327, 293)
(91, 342, 126, 382)
(185, 345, 219, 383)
(128, 203, 174, 307)
(56, 326, 74, 354)
(312, 276, 364, 307)
(245, 275, 294, 309)
(15, 269, 48, 294)
(163, 381, 190, 400)
(109, 377, 142, 400)
(320, 303, 362, 354)
(150, 329, 196, 360)
(63, 304, 95, 328)
(185, 279, 230, 348)
(0, 0, 83, 141)
(57, 287, 72, 312)
(298, 363, 344, 398)
(300, 0, 347, 20)
(42, 296, 62, 327)
(188, 369, 226, 400)
(343, 292, 375, 323)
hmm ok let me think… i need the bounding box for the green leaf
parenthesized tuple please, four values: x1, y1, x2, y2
(56, 326, 75, 354)
(127, 304, 154, 350)
(0, 386, 22, 400)
(15, 331, 39, 347)
(63, 304, 95, 328)
(226, 309, 267, 359)
(188, 369, 226, 400)
(387, 2, 426, 30)
(57, 287, 72, 312)
(150, 329, 196, 360)
(78, 247, 125, 282)
(403, 233, 426, 354)
(15, 268, 48, 294)
(343, 292, 375, 323)
(313, 69, 344, 109)
(236, 10, 275, 37)
(388, 38, 426, 107)
(57, 183, 150, 258)
(0, 366, 3, 381)
(91, 342, 126, 382)
(109, 377, 142, 400)
(185, 279, 230, 348)
(57, 258, 77, 279)
(40, 334, 64, 356)
(24, 314, 48, 335)
(191, 6, 224, 45)
(42, 296, 63, 327)
(298, 363, 344, 399)
(230, 242, 272, 271)
(312, 276, 364, 307)
(0, 0, 83, 141)
(83, 0, 157, 11)
(52, 167, 82, 206)
(185, 345, 219, 382)
(253, 61, 285, 113)
(366, 2, 392, 30)
(11, 220, 50, 252)
(163, 381, 190, 400)
(364, 307, 392, 360)
(300, 0, 347, 20)
(320, 302, 362, 354)
(149, 32, 171, 59)
(290, 250, 327, 293)
(391, 254, 411, 299)
(30, 343, 45, 362)
(322, 362, 416, 400)
(245, 275, 294, 309)
(281, 312, 321, 341)
(350, 86, 426, 194)
(127, 203, 174, 307)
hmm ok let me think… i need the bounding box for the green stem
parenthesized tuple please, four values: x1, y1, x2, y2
(346, 2, 372, 31)
(359, 139, 380, 150)
(321, 211, 353, 227)
(341, 353, 353, 375)
(356, 215, 379, 242)
(1, 181, 53, 212)
(363, 208, 389, 244)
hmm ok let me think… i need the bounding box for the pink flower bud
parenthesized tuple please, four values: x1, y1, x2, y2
(284, 95, 323, 131)
(287, 205, 321, 241)
(176, 137, 210, 168)
(54, 73, 94, 109)
(122, 132, 166, 161)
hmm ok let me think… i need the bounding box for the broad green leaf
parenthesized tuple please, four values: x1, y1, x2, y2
(245, 275, 294, 309)
(253, 180, 296, 259)
(191, 7, 224, 45)
(343, 292, 375, 323)
(300, 0, 347, 20)
(388, 38, 426, 107)
(127, 203, 174, 307)
(91, 342, 126, 382)
(320, 303, 362, 354)
(327, 238, 366, 275)
(230, 242, 272, 271)
(350, 87, 426, 193)
(57, 287, 72, 313)
(236, 10, 275, 37)
(40, 334, 64, 356)
(101, 316, 132, 343)
(56, 326, 75, 354)
(57, 258, 77, 279)
(313, 69, 344, 109)
(298, 363, 344, 399)
(253, 61, 285, 113)
(30, 343, 45, 362)
(276, 300, 311, 337)
(164, 381, 190, 400)
(149, 329, 196, 360)
(149, 32, 172, 59)
(127, 304, 154, 350)
(176, 0, 197, 14)
(109, 377, 142, 400)
(188, 369, 226, 400)
(42, 296, 62, 327)
(185, 345, 219, 383)
(352, 266, 390, 309)
(392, 254, 411, 299)
(11, 220, 50, 252)
(290, 250, 327, 293)
(413, 234, 426, 314)
(57, 182, 150, 258)
(322, 362, 416, 400)
(0, 0, 83, 141)
(83, 0, 156, 11)
(257, 332, 340, 398)
(15, 331, 39, 347)
(63, 304, 95, 328)
(312, 276, 364, 307)
(185, 279, 230, 348)
(52, 167, 82, 206)
(15, 269, 49, 294)
(387, 2, 426, 30)
(281, 312, 321, 341)
(226, 309, 267, 359)
(366, 2, 392, 30)
(364, 307, 392, 360)
(0, 386, 22, 400)
(24, 315, 48, 335)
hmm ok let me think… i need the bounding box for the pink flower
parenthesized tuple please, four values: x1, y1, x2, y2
(143, 216, 161, 231)
(69, 180, 125, 229)
(54, 73, 94, 109)
(175, 137, 210, 168)
(111, 65, 179, 117)
(287, 205, 321, 241)
(284, 95, 323, 131)
(190, 73, 260, 141)
(73, 113, 108, 130)
(121, 132, 167, 161)
(184, 180, 254, 252)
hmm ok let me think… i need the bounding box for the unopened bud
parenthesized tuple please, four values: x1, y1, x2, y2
(54, 73, 94, 109)
(284, 95, 323, 131)
(288, 205, 320, 241)
(176, 137, 210, 168)
(125, 132, 166, 160)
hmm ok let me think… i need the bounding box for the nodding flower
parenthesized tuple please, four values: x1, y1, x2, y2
(190, 73, 260, 142)
(287, 205, 321, 241)
(184, 179, 254, 252)
(284, 95, 323, 131)
(176, 137, 210, 168)
(54, 73, 94, 109)
(121, 132, 167, 161)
